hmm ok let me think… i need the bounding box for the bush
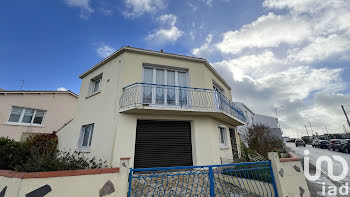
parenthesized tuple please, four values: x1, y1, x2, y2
(245, 124, 283, 158)
(17, 151, 107, 172)
(0, 137, 30, 170)
(0, 134, 107, 172)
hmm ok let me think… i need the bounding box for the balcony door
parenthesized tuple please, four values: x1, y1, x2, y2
(143, 67, 187, 106)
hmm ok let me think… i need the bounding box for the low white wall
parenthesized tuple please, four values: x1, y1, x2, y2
(0, 160, 130, 197)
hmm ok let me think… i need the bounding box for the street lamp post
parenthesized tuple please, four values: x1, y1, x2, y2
(303, 118, 314, 134)
(341, 105, 350, 130)
(274, 106, 284, 129)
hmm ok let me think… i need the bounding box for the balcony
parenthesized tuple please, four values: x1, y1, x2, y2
(119, 83, 246, 125)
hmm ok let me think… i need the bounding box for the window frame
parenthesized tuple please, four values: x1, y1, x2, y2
(78, 123, 94, 149)
(218, 125, 228, 148)
(142, 65, 189, 106)
(7, 106, 46, 126)
(88, 73, 103, 96)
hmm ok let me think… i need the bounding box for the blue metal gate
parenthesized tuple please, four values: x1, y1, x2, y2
(128, 161, 278, 197)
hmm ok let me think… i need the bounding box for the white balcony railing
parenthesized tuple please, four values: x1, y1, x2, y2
(119, 83, 246, 123)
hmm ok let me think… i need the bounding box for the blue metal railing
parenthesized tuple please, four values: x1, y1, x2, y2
(120, 82, 246, 122)
(128, 161, 278, 197)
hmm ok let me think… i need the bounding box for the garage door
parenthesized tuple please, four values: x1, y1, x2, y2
(134, 120, 193, 169)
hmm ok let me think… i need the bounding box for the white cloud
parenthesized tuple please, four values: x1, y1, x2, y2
(64, 0, 94, 19)
(192, 34, 214, 57)
(199, 0, 213, 6)
(57, 87, 68, 91)
(215, 13, 311, 54)
(288, 34, 350, 63)
(191, 0, 350, 137)
(263, 0, 345, 15)
(146, 14, 183, 44)
(123, 0, 166, 18)
(158, 14, 176, 26)
(213, 51, 281, 80)
(187, 2, 198, 11)
(96, 44, 115, 58)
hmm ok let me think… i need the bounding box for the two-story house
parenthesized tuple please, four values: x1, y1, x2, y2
(58, 47, 246, 168)
(0, 90, 78, 141)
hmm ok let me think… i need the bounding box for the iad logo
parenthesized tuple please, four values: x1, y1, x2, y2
(303, 150, 348, 181)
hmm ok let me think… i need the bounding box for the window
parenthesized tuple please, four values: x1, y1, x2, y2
(8, 107, 46, 125)
(79, 124, 94, 148)
(219, 126, 228, 147)
(142, 66, 188, 105)
(213, 81, 224, 94)
(89, 74, 102, 95)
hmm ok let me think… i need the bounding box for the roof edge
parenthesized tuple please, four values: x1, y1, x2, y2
(0, 90, 78, 98)
(78, 46, 232, 90)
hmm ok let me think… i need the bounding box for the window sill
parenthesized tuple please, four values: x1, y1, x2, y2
(76, 148, 91, 153)
(3, 122, 44, 127)
(220, 145, 229, 150)
(85, 91, 100, 99)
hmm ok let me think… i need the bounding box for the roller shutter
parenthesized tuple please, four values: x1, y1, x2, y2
(134, 120, 193, 168)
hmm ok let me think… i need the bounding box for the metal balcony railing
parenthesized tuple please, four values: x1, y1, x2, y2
(120, 83, 246, 122)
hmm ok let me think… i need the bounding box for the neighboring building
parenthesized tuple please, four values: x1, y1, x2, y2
(254, 114, 283, 139)
(0, 90, 78, 141)
(233, 102, 255, 149)
(58, 46, 246, 168)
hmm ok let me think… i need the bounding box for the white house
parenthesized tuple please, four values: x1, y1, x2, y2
(254, 114, 283, 140)
(58, 46, 247, 169)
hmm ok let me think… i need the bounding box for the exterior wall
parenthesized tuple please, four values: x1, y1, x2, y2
(0, 93, 77, 141)
(119, 51, 232, 98)
(113, 113, 235, 167)
(254, 114, 278, 128)
(0, 159, 130, 197)
(58, 54, 124, 164)
(58, 50, 237, 168)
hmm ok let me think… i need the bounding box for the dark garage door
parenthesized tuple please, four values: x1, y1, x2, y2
(134, 120, 193, 169)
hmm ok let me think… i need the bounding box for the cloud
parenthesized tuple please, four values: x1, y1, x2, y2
(288, 34, 350, 63)
(146, 14, 183, 44)
(64, 0, 94, 19)
(123, 0, 166, 18)
(213, 51, 281, 80)
(192, 34, 214, 57)
(57, 87, 68, 91)
(96, 44, 115, 58)
(263, 0, 346, 15)
(215, 13, 311, 54)
(191, 0, 350, 137)
(199, 0, 213, 6)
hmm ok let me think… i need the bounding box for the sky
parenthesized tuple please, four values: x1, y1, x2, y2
(1, 0, 350, 138)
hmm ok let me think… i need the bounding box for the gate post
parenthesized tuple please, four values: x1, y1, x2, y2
(268, 152, 283, 197)
(208, 166, 215, 197)
(119, 158, 130, 197)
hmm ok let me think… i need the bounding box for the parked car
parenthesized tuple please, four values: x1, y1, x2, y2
(328, 139, 341, 151)
(338, 139, 350, 153)
(318, 140, 328, 149)
(295, 139, 306, 147)
(312, 139, 319, 147)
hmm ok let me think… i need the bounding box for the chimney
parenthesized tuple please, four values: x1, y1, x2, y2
(160, 49, 164, 53)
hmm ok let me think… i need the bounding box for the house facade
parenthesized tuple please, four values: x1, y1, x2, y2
(0, 90, 78, 141)
(58, 47, 246, 168)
